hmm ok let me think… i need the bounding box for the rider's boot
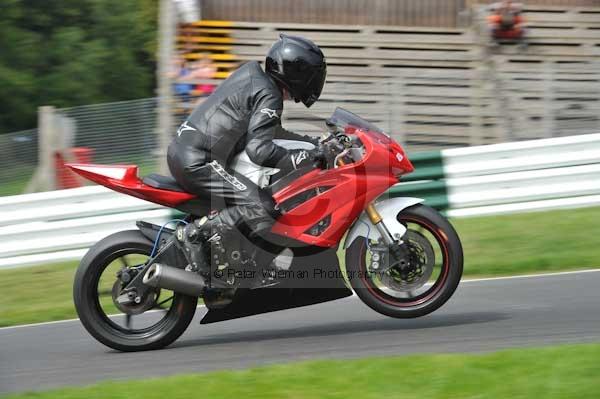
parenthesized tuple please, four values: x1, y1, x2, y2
(180, 213, 232, 272)
(179, 214, 239, 308)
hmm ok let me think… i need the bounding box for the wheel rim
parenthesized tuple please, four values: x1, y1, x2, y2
(358, 215, 451, 307)
(89, 247, 186, 339)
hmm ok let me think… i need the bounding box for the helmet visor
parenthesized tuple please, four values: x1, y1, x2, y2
(301, 64, 326, 108)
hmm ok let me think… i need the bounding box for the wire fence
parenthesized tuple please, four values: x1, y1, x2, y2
(1, 62, 599, 197)
(0, 129, 38, 196)
(57, 98, 159, 172)
(0, 99, 160, 197)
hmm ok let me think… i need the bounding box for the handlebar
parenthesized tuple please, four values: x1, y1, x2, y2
(318, 131, 356, 169)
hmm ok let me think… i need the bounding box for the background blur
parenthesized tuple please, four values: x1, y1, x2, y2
(1, 1, 600, 396)
(2, 0, 599, 195)
(2, 0, 600, 269)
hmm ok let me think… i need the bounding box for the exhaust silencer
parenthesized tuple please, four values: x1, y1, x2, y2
(142, 263, 205, 296)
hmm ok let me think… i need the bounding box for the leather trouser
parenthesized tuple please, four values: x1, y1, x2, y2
(167, 141, 278, 238)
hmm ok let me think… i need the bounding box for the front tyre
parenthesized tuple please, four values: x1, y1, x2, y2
(73, 230, 197, 351)
(346, 204, 463, 318)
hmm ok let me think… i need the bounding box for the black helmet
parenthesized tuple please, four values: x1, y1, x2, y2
(266, 34, 327, 108)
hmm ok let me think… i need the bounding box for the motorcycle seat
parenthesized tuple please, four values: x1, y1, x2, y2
(142, 173, 186, 193)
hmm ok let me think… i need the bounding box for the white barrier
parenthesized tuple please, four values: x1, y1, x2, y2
(1, 133, 600, 269)
(443, 132, 600, 216)
(0, 187, 169, 269)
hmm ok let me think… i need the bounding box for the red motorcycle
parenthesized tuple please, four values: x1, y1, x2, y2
(69, 108, 463, 352)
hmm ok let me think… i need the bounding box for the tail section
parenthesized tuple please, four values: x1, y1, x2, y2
(66, 163, 196, 207)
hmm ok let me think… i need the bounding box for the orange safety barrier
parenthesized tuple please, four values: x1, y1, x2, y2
(54, 147, 94, 189)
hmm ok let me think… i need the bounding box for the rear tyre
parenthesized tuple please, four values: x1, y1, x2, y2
(346, 204, 463, 318)
(73, 230, 197, 351)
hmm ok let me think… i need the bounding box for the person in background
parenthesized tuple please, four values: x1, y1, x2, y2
(187, 53, 218, 98)
(169, 53, 195, 102)
(487, 1, 527, 45)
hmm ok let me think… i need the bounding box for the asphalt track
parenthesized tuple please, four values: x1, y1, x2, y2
(2, 270, 600, 394)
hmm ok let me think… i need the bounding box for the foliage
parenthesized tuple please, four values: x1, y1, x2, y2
(0, 0, 158, 134)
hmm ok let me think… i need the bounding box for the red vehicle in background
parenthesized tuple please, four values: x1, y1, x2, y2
(69, 107, 464, 352)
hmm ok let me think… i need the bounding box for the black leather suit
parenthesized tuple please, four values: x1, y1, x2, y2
(168, 61, 317, 235)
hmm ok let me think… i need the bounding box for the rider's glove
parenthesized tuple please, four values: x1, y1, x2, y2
(278, 148, 325, 171)
(318, 140, 342, 167)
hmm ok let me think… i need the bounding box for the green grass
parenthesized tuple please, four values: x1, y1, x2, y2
(0, 178, 30, 196)
(0, 261, 79, 327)
(4, 343, 600, 398)
(452, 206, 600, 277)
(0, 165, 36, 196)
(1, 206, 600, 327)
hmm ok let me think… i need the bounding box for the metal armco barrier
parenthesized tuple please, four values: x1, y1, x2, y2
(391, 132, 600, 216)
(0, 186, 170, 269)
(1, 132, 600, 268)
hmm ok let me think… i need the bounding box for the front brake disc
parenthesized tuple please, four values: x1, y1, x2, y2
(381, 230, 435, 292)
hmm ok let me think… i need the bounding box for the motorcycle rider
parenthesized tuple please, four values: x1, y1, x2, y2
(167, 34, 327, 259)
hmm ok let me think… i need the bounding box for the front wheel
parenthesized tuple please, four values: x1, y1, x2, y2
(346, 204, 463, 319)
(73, 230, 198, 351)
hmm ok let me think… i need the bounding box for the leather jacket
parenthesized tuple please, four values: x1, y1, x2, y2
(173, 61, 317, 170)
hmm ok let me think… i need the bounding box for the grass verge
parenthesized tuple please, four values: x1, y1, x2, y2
(1, 206, 600, 327)
(0, 261, 78, 327)
(3, 343, 600, 398)
(452, 205, 600, 276)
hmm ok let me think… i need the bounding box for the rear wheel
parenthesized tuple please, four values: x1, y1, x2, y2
(73, 230, 197, 351)
(346, 204, 463, 318)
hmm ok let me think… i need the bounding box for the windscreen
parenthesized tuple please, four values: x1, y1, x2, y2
(328, 107, 385, 134)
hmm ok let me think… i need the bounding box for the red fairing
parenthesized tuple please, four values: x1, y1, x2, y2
(270, 130, 413, 247)
(66, 129, 414, 248)
(66, 164, 196, 207)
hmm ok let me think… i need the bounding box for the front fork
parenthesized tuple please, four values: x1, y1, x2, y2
(365, 203, 398, 246)
(365, 202, 411, 273)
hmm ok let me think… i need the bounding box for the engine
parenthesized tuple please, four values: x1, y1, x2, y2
(176, 221, 255, 287)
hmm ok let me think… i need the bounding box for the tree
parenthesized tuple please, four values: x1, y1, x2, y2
(0, 0, 159, 133)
